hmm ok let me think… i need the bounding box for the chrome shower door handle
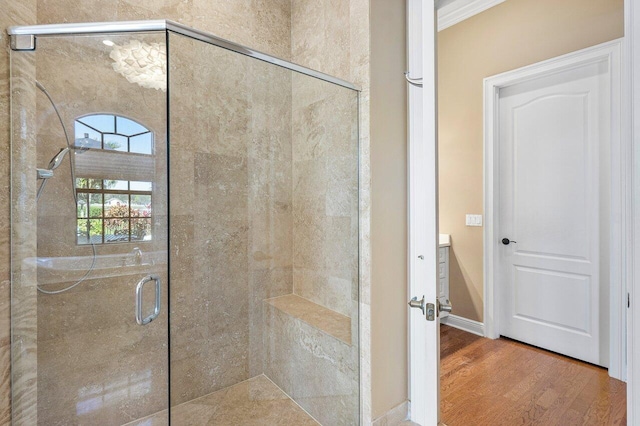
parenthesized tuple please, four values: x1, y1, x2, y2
(136, 275, 161, 325)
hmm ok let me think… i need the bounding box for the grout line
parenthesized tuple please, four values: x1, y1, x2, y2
(262, 374, 323, 425)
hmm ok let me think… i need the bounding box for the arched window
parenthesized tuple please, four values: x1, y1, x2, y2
(74, 114, 154, 245)
(74, 114, 153, 153)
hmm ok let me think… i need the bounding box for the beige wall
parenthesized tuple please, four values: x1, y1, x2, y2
(438, 0, 624, 322)
(370, 0, 407, 420)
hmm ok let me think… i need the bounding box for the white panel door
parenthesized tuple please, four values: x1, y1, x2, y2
(498, 59, 609, 366)
(407, 0, 439, 424)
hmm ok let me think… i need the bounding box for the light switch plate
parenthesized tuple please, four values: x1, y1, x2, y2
(466, 214, 483, 227)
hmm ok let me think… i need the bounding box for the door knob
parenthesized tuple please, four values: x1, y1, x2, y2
(438, 298, 453, 314)
(501, 238, 516, 245)
(409, 296, 426, 315)
(409, 296, 436, 321)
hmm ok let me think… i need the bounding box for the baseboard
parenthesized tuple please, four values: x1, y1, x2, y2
(441, 314, 485, 337)
(372, 400, 410, 426)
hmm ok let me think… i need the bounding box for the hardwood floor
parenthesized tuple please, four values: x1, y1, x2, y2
(440, 325, 627, 425)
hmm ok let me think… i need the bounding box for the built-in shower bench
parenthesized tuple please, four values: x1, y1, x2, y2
(265, 294, 352, 345)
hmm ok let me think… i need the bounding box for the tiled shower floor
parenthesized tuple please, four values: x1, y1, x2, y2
(125, 375, 319, 426)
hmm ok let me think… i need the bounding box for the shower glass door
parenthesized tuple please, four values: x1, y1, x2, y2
(10, 32, 169, 425)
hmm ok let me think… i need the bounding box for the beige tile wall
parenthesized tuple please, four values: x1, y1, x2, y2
(36, 0, 293, 60)
(168, 32, 294, 406)
(259, 66, 359, 424)
(290, 2, 371, 423)
(291, 75, 359, 317)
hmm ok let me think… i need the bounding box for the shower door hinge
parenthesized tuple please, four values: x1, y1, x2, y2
(10, 34, 36, 51)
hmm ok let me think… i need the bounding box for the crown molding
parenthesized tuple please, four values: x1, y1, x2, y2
(437, 0, 506, 32)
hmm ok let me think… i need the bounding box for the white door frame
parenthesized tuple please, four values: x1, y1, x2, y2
(482, 39, 626, 380)
(408, 0, 640, 424)
(626, 0, 640, 422)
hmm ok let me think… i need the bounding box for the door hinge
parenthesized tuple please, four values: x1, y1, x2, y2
(10, 34, 36, 51)
(628, 293, 631, 308)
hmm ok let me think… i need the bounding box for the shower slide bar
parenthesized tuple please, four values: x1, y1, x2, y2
(7, 19, 360, 91)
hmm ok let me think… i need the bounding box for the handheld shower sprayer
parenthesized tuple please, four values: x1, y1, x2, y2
(48, 147, 70, 170)
(37, 147, 71, 180)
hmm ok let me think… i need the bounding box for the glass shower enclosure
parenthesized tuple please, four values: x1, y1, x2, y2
(9, 21, 359, 425)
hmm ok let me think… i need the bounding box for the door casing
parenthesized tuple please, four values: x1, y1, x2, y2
(483, 39, 625, 379)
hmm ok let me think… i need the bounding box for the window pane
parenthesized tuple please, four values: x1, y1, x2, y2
(129, 133, 153, 154)
(104, 134, 127, 152)
(131, 218, 152, 242)
(104, 218, 129, 243)
(89, 194, 103, 218)
(130, 181, 152, 192)
(77, 193, 89, 218)
(104, 193, 127, 204)
(77, 219, 90, 245)
(131, 194, 151, 209)
(104, 195, 129, 217)
(105, 180, 128, 191)
(78, 114, 115, 133)
(89, 219, 103, 244)
(77, 178, 102, 190)
(131, 194, 151, 215)
(116, 116, 148, 136)
(74, 122, 102, 149)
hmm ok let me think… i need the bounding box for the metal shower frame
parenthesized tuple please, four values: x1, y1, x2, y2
(8, 19, 360, 91)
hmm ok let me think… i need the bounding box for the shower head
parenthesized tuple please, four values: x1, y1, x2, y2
(48, 147, 70, 171)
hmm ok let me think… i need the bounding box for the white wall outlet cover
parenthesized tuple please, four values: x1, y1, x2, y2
(466, 214, 483, 226)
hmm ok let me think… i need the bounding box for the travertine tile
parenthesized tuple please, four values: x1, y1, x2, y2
(291, 81, 359, 318)
(122, 409, 168, 426)
(293, 268, 352, 317)
(265, 301, 359, 425)
(249, 0, 292, 60)
(265, 294, 351, 344)
(172, 375, 319, 425)
(126, 375, 321, 426)
(168, 32, 298, 409)
(291, 0, 351, 80)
